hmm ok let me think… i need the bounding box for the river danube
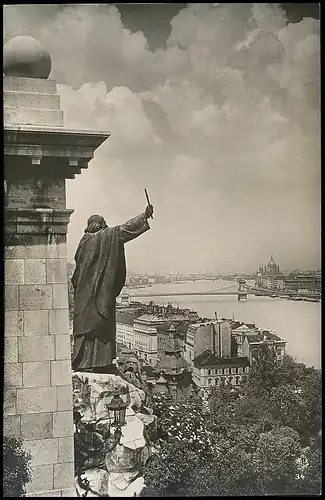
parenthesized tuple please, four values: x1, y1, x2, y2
(129, 280, 321, 369)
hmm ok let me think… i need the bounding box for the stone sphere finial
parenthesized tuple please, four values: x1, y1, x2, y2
(3, 36, 51, 79)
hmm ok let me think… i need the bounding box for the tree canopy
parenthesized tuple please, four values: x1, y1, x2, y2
(141, 346, 321, 496)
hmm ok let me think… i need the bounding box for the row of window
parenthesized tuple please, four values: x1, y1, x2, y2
(199, 376, 243, 398)
(206, 366, 248, 375)
(134, 324, 157, 333)
(134, 340, 149, 350)
(206, 376, 242, 386)
(134, 332, 156, 343)
(116, 326, 133, 334)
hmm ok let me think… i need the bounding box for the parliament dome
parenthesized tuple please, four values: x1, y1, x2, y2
(3, 36, 51, 79)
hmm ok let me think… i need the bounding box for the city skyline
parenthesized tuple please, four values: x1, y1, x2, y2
(125, 260, 320, 278)
(4, 4, 320, 275)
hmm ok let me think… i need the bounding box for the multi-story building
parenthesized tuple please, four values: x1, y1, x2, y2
(133, 313, 166, 365)
(146, 301, 199, 323)
(116, 291, 146, 348)
(242, 330, 286, 363)
(193, 350, 250, 399)
(231, 323, 259, 357)
(116, 299, 198, 366)
(116, 312, 135, 348)
(184, 319, 232, 368)
(284, 270, 321, 294)
(255, 255, 284, 290)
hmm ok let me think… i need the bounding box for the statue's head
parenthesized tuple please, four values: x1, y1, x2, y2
(84, 214, 107, 233)
(124, 357, 140, 375)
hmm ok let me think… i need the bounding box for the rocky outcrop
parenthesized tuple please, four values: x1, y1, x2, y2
(73, 372, 156, 497)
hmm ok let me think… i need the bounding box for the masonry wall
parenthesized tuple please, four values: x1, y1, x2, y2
(220, 322, 232, 358)
(4, 68, 107, 497)
(194, 324, 211, 358)
(4, 233, 75, 497)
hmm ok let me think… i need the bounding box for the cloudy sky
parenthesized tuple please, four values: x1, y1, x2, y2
(4, 3, 320, 274)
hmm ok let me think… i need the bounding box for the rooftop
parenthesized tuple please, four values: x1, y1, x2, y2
(246, 323, 257, 329)
(135, 313, 167, 324)
(193, 350, 250, 368)
(157, 320, 190, 335)
(189, 320, 217, 329)
(155, 352, 189, 375)
(266, 331, 284, 342)
(232, 324, 251, 333)
(116, 312, 135, 326)
(245, 330, 284, 343)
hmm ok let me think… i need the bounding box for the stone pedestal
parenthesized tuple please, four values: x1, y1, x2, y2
(3, 45, 108, 497)
(73, 373, 156, 497)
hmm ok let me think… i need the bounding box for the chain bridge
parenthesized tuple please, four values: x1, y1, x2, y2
(130, 280, 254, 300)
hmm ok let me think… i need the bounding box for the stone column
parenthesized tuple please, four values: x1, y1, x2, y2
(3, 36, 109, 497)
(4, 214, 75, 497)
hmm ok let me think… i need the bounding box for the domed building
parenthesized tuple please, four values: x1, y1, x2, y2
(266, 255, 280, 274)
(255, 255, 284, 291)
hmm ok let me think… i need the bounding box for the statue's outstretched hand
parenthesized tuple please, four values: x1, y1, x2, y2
(145, 204, 154, 219)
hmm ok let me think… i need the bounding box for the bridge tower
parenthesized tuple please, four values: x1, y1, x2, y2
(237, 278, 247, 301)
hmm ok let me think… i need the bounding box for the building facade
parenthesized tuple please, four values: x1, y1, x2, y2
(284, 270, 321, 294)
(192, 351, 250, 399)
(117, 301, 196, 366)
(116, 313, 135, 348)
(184, 319, 231, 368)
(242, 330, 286, 364)
(231, 323, 259, 357)
(133, 313, 166, 365)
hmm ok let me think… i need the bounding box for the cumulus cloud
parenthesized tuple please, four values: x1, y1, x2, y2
(4, 3, 320, 273)
(169, 154, 202, 185)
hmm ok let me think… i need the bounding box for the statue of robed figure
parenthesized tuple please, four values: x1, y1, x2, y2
(71, 203, 154, 374)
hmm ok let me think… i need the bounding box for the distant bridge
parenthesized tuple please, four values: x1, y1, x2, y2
(129, 283, 256, 298)
(127, 284, 320, 300)
(130, 290, 249, 298)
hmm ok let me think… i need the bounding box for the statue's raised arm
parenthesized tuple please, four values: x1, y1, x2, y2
(119, 203, 153, 244)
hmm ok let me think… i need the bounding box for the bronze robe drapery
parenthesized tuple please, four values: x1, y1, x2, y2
(71, 213, 150, 372)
